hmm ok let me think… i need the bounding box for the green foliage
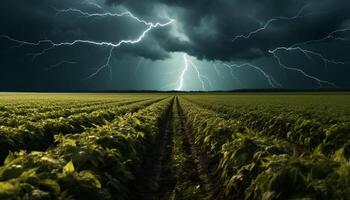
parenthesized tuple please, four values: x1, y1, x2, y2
(1, 93, 349, 199)
(170, 100, 206, 200)
(179, 96, 350, 199)
(0, 97, 165, 163)
(184, 94, 350, 152)
(0, 96, 172, 200)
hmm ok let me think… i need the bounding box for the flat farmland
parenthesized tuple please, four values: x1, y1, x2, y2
(0, 93, 349, 200)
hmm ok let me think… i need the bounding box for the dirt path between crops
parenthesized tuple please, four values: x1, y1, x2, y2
(132, 98, 175, 200)
(132, 97, 220, 199)
(154, 100, 176, 199)
(175, 97, 221, 200)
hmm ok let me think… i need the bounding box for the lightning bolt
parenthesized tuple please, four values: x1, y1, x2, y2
(176, 53, 189, 91)
(290, 26, 350, 47)
(220, 63, 242, 85)
(1, 7, 174, 80)
(213, 64, 224, 80)
(46, 60, 77, 71)
(267, 26, 350, 87)
(268, 49, 337, 87)
(223, 63, 282, 88)
(269, 47, 346, 71)
(54, 8, 160, 26)
(176, 53, 212, 91)
(85, 46, 114, 80)
(231, 3, 349, 88)
(233, 4, 311, 42)
(187, 57, 212, 90)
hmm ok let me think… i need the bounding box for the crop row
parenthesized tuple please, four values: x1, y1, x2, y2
(178, 97, 350, 199)
(0, 98, 149, 127)
(184, 95, 350, 123)
(0, 93, 155, 113)
(185, 97, 350, 155)
(0, 97, 146, 117)
(0, 99, 106, 113)
(168, 98, 206, 199)
(0, 97, 165, 164)
(0, 100, 109, 117)
(0, 97, 173, 200)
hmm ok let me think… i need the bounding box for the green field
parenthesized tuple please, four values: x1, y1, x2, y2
(0, 93, 350, 199)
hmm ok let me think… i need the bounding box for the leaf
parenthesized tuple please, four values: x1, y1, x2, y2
(39, 179, 61, 193)
(63, 160, 75, 174)
(0, 182, 17, 197)
(3, 152, 15, 165)
(80, 171, 102, 189)
(262, 191, 276, 200)
(63, 138, 76, 147)
(134, 118, 141, 126)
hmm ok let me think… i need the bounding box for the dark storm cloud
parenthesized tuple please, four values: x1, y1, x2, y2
(1, 0, 349, 62)
(0, 0, 172, 91)
(0, 0, 349, 91)
(104, 0, 350, 61)
(0, 0, 170, 60)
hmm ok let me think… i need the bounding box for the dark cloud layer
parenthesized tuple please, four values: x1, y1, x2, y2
(0, 0, 349, 91)
(105, 0, 350, 61)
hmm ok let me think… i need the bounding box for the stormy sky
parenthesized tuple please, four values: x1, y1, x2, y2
(0, 0, 349, 91)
